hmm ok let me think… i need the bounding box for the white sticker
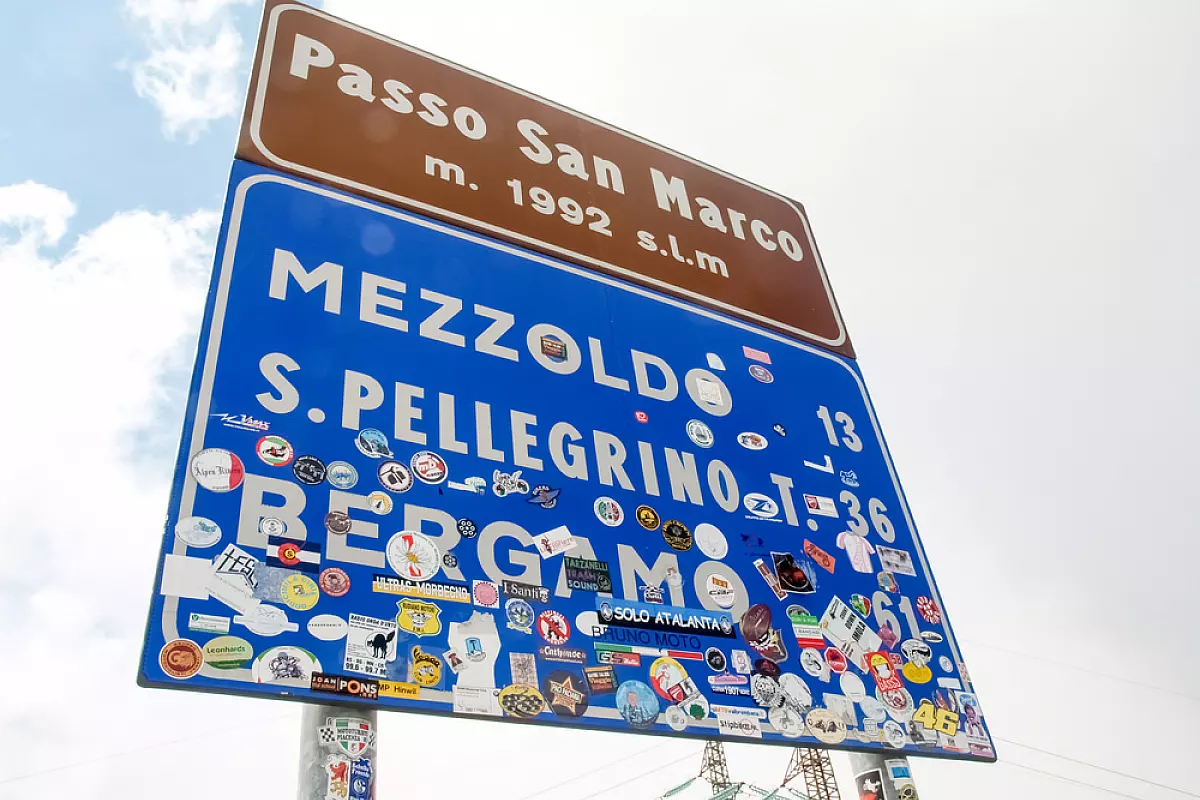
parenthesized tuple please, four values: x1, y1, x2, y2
(209, 545, 260, 613)
(253, 645, 321, 686)
(705, 353, 726, 371)
(308, 614, 349, 641)
(706, 573, 737, 609)
(696, 378, 723, 405)
(840, 671, 867, 702)
(344, 613, 398, 677)
(803, 494, 839, 517)
(234, 604, 297, 636)
(189, 448, 245, 492)
(694, 523, 729, 560)
(736, 432, 768, 451)
(534, 525, 578, 558)
(877, 546, 917, 577)
(186, 612, 230, 634)
(937, 677, 963, 690)
(453, 686, 502, 716)
(174, 517, 221, 548)
(160, 554, 213, 601)
(717, 710, 763, 739)
(575, 610, 605, 637)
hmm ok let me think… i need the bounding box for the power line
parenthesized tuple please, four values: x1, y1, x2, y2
(962, 639, 1200, 703)
(569, 751, 698, 800)
(1000, 759, 1152, 800)
(516, 741, 672, 800)
(997, 737, 1197, 798)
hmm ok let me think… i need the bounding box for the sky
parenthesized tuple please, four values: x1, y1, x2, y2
(0, 0, 1197, 798)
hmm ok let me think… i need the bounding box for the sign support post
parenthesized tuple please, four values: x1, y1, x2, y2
(848, 752, 918, 800)
(297, 705, 378, 800)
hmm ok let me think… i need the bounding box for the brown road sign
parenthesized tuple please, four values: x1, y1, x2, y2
(238, 1, 853, 356)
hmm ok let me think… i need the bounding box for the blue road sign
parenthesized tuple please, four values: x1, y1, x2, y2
(140, 160, 995, 761)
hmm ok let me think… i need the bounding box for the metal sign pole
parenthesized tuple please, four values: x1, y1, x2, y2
(846, 752, 918, 800)
(298, 704, 378, 800)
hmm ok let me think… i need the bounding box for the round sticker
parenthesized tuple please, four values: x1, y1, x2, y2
(202, 635, 253, 669)
(634, 410, 649, 423)
(694, 523, 728, 559)
(860, 696, 888, 721)
(779, 673, 812, 710)
(743, 492, 780, 518)
(174, 516, 221, 548)
(255, 435, 293, 467)
(883, 719, 908, 748)
(749, 364, 774, 384)
(356, 428, 393, 458)
(506, 598, 534, 633)
(410, 450, 448, 484)
(273, 540, 307, 568)
(307, 614, 348, 641)
(878, 687, 915, 722)
(281, 573, 319, 611)
(319, 567, 351, 597)
(849, 593, 872, 616)
(800, 648, 829, 681)
(737, 432, 768, 451)
(616, 680, 660, 729)
(159, 639, 203, 679)
(840, 672, 867, 702)
(378, 461, 414, 493)
(498, 684, 546, 718)
(751, 673, 782, 707)
(326, 461, 358, 489)
(649, 656, 689, 701)
(806, 708, 847, 744)
(385, 531, 441, 582)
(824, 647, 848, 674)
(253, 645, 320, 686)
(661, 520, 693, 551)
(325, 510, 352, 535)
(260, 517, 286, 537)
(665, 705, 689, 731)
(541, 669, 589, 717)
(594, 496, 623, 527)
(367, 491, 393, 515)
(921, 631, 944, 644)
(769, 705, 805, 737)
(537, 610, 571, 645)
(686, 419, 714, 448)
(939, 655, 953, 673)
(635, 505, 661, 531)
(457, 518, 478, 538)
(706, 573, 737, 609)
(292, 455, 327, 485)
(705, 648, 727, 672)
(190, 449, 245, 492)
(237, 604, 294, 636)
(443, 553, 458, 569)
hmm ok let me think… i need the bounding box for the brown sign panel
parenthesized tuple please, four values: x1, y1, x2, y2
(238, 1, 853, 356)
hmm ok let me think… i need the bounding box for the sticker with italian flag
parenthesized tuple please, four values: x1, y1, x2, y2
(189, 448, 245, 492)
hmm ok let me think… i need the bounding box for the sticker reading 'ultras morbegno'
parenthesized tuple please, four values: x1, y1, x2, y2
(237, 0, 852, 356)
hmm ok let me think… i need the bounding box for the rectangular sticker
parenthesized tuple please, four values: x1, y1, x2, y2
(803, 494, 839, 517)
(598, 598, 736, 638)
(563, 556, 613, 592)
(371, 575, 470, 602)
(534, 526, 578, 558)
(186, 612, 231, 634)
(584, 666, 617, 694)
(343, 613, 398, 678)
(876, 546, 917, 577)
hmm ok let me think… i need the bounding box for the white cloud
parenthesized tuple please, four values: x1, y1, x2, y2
(123, 0, 255, 142)
(0, 183, 238, 790)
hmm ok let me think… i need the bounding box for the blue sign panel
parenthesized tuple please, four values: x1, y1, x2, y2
(140, 160, 995, 761)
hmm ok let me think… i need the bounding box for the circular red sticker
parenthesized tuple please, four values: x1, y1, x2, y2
(537, 610, 571, 645)
(159, 639, 203, 679)
(824, 647, 848, 674)
(319, 567, 351, 597)
(276, 542, 302, 567)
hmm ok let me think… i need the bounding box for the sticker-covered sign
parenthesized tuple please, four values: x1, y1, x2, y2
(138, 161, 992, 761)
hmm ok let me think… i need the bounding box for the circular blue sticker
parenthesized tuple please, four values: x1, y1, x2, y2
(505, 598, 533, 633)
(616, 680, 660, 729)
(356, 428, 393, 458)
(326, 461, 359, 489)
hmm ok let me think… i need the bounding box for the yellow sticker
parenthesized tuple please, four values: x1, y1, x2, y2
(379, 680, 421, 699)
(280, 574, 319, 611)
(411, 646, 442, 686)
(396, 599, 442, 637)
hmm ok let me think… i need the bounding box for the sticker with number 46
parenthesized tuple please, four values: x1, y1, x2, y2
(912, 700, 960, 736)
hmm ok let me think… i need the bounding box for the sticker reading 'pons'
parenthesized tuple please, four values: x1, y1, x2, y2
(139, 158, 991, 761)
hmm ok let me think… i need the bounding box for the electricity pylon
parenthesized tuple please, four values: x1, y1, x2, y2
(699, 740, 732, 792)
(781, 748, 841, 800)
